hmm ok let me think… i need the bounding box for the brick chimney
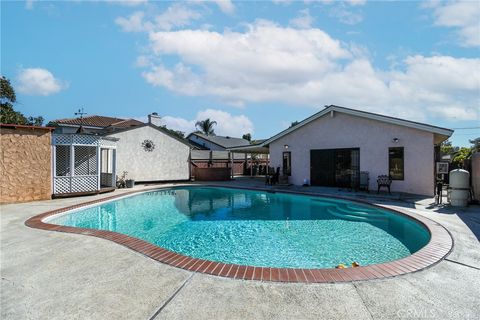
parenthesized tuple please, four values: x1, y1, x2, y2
(148, 112, 162, 127)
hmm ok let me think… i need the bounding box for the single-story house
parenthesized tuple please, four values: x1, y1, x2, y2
(230, 105, 453, 196)
(50, 113, 191, 183)
(187, 132, 254, 175)
(186, 132, 250, 151)
(105, 114, 191, 182)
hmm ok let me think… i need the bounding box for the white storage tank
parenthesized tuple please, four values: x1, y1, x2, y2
(449, 169, 470, 207)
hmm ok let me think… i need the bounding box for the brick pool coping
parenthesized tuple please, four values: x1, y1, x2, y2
(25, 185, 453, 283)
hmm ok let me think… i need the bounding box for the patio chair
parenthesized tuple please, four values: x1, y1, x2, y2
(377, 175, 392, 194)
(359, 171, 369, 193)
(271, 167, 280, 185)
(265, 166, 274, 185)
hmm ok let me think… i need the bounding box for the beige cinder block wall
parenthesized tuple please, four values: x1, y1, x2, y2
(1, 127, 52, 203)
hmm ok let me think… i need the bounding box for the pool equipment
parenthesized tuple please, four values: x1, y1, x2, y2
(449, 169, 470, 207)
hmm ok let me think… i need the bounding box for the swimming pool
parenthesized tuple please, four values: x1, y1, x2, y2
(47, 186, 430, 269)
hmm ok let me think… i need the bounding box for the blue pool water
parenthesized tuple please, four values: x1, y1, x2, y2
(49, 187, 430, 268)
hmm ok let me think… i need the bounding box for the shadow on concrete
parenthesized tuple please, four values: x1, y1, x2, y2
(457, 210, 480, 241)
(423, 202, 480, 241)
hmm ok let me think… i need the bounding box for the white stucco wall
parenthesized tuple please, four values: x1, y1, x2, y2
(108, 126, 190, 182)
(269, 112, 435, 196)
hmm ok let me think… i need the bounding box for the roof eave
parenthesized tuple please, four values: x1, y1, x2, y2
(227, 142, 270, 153)
(264, 105, 454, 145)
(0, 124, 55, 131)
(52, 123, 106, 129)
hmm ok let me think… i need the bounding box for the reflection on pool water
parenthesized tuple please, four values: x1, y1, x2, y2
(49, 187, 430, 268)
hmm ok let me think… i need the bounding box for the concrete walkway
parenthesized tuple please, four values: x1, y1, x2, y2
(1, 180, 479, 319)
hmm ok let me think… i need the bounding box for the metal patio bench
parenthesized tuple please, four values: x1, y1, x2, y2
(377, 175, 392, 194)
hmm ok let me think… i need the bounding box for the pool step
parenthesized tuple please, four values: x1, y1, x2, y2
(334, 205, 386, 219)
(344, 204, 382, 213)
(327, 207, 387, 222)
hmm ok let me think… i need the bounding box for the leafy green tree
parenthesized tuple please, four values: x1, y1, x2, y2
(440, 140, 458, 156)
(195, 118, 217, 135)
(0, 76, 43, 125)
(290, 121, 299, 128)
(242, 133, 251, 141)
(1, 76, 27, 124)
(27, 116, 44, 126)
(469, 137, 480, 153)
(0, 104, 27, 124)
(441, 138, 479, 168)
(161, 125, 185, 139)
(452, 147, 473, 167)
(1, 76, 16, 103)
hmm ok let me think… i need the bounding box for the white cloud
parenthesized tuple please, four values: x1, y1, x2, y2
(289, 9, 314, 29)
(143, 21, 351, 105)
(389, 55, 480, 120)
(272, 0, 292, 5)
(305, 0, 364, 25)
(428, 0, 480, 47)
(302, 0, 366, 6)
(25, 0, 35, 10)
(115, 4, 201, 32)
(155, 4, 202, 31)
(133, 20, 479, 122)
(17, 68, 67, 96)
(107, 0, 148, 6)
(212, 0, 235, 14)
(135, 55, 152, 67)
(115, 11, 147, 32)
(329, 3, 363, 25)
(345, 0, 366, 6)
(159, 109, 254, 136)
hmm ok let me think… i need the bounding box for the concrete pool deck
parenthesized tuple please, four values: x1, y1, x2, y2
(1, 179, 479, 319)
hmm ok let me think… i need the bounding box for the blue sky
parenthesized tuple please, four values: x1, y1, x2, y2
(2, 0, 479, 146)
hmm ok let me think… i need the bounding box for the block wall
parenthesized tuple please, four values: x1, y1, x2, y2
(1, 128, 52, 203)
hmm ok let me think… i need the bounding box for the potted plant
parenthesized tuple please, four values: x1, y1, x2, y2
(116, 171, 128, 188)
(126, 176, 135, 188)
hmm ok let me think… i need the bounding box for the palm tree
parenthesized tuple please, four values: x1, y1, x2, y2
(195, 118, 217, 135)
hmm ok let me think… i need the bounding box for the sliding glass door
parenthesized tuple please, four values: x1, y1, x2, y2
(310, 148, 360, 188)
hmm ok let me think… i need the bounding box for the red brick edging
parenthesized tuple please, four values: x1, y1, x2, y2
(25, 186, 453, 283)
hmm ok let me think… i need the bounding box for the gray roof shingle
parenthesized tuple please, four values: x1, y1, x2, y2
(189, 132, 251, 149)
